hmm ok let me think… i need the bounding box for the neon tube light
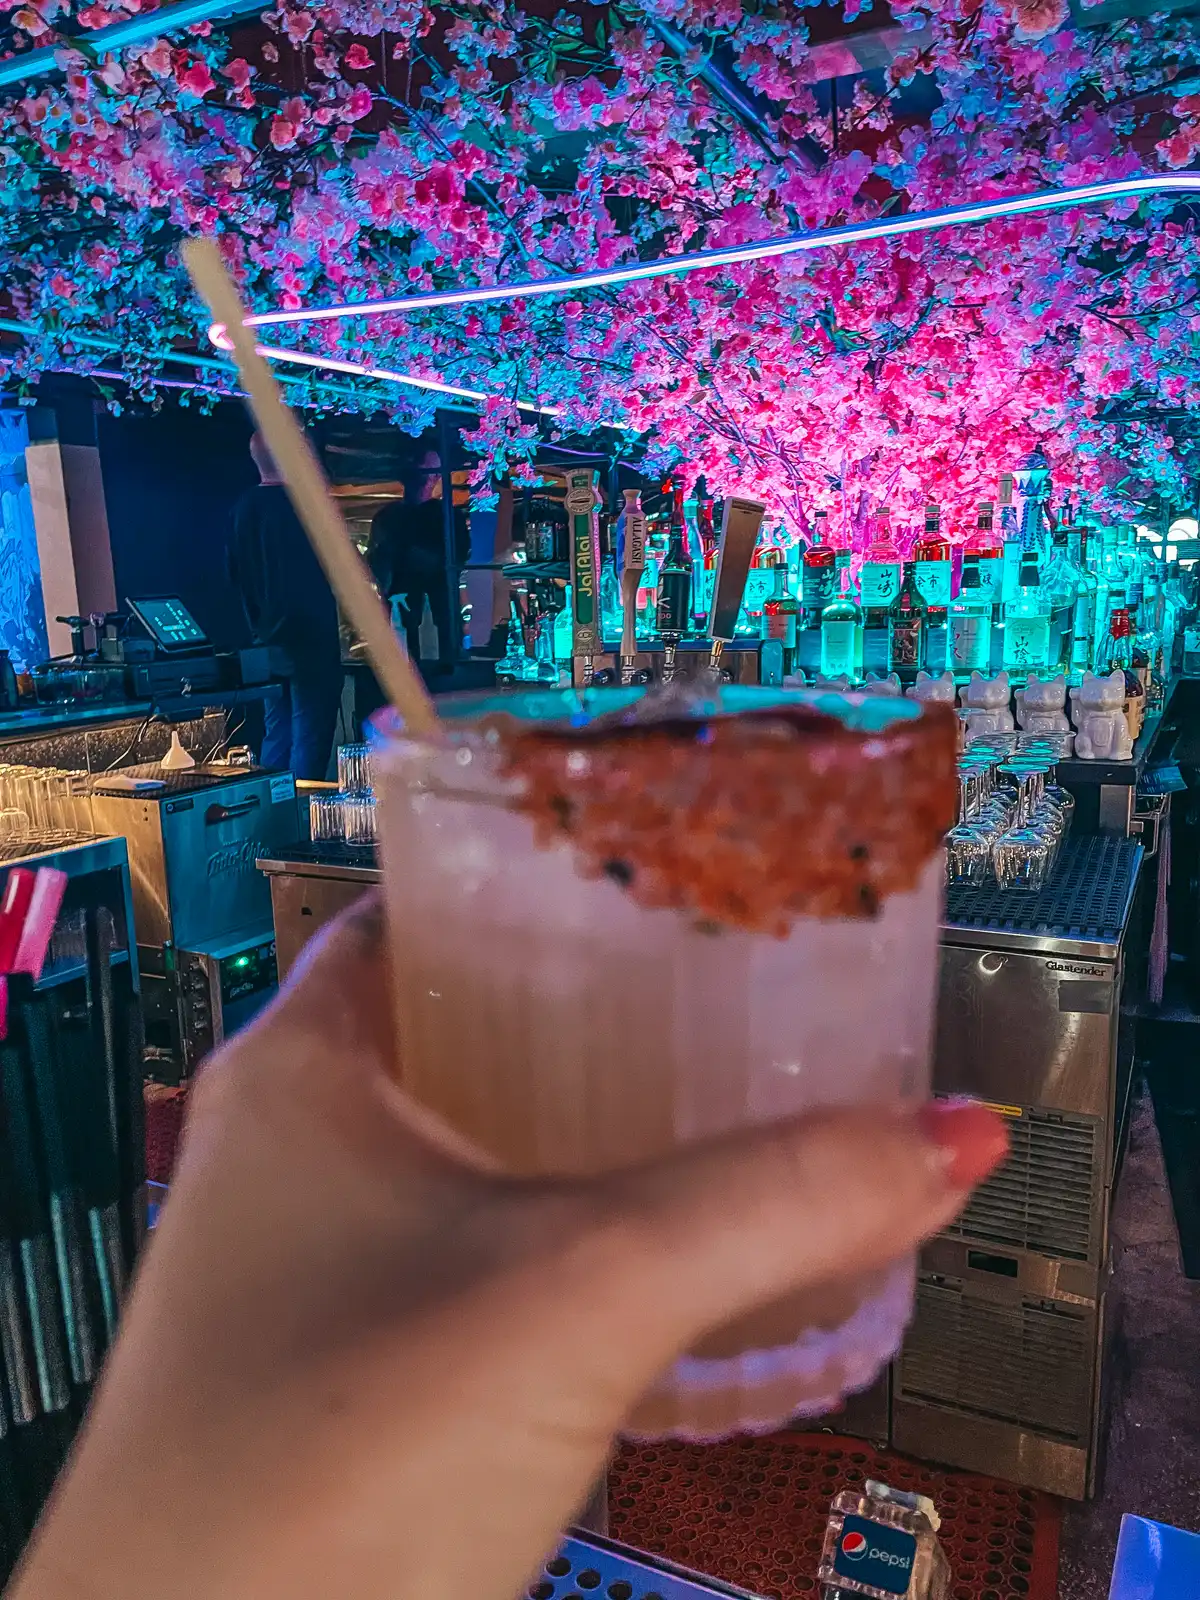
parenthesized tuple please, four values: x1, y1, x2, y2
(0, 0, 262, 90)
(261, 342, 563, 415)
(215, 174, 1200, 340)
(0, 317, 369, 407)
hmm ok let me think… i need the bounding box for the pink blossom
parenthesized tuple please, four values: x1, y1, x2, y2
(139, 40, 172, 75)
(344, 42, 372, 70)
(175, 60, 215, 98)
(1008, 0, 1068, 35)
(344, 84, 373, 120)
(282, 8, 314, 44)
(269, 115, 298, 149)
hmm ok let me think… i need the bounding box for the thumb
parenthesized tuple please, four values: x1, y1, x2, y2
(515, 1101, 1007, 1417)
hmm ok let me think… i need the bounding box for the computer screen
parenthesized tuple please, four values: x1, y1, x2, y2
(126, 596, 210, 653)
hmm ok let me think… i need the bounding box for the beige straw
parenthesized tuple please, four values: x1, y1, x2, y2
(182, 237, 440, 738)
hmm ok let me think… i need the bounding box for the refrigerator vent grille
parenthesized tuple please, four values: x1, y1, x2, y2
(944, 833, 1140, 944)
(899, 1279, 1093, 1445)
(947, 1110, 1101, 1262)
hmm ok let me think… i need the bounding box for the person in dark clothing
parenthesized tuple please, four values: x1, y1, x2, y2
(227, 433, 343, 780)
(368, 446, 469, 664)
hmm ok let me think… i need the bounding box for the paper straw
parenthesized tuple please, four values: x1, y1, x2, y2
(181, 237, 440, 739)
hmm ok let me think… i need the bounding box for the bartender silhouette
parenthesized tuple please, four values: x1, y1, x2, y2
(368, 440, 469, 665)
(227, 432, 343, 780)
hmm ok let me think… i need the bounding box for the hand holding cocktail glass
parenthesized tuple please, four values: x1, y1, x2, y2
(182, 237, 1009, 1437)
(8, 898, 1007, 1600)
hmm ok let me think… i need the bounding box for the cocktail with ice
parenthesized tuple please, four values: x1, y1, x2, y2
(374, 685, 956, 1437)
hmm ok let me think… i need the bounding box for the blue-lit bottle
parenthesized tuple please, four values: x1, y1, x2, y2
(859, 506, 902, 674)
(656, 480, 693, 681)
(821, 578, 863, 681)
(998, 473, 1023, 603)
(948, 552, 992, 677)
(913, 503, 953, 611)
(1002, 551, 1052, 673)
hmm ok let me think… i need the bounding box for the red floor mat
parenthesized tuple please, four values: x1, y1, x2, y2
(609, 1434, 1061, 1600)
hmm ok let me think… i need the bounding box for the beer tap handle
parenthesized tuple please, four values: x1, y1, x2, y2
(566, 470, 602, 688)
(618, 490, 647, 686)
(706, 496, 767, 675)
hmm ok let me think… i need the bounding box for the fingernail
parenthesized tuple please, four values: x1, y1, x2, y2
(918, 1100, 1010, 1189)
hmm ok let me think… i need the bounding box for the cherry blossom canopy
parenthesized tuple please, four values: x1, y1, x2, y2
(2, 0, 1200, 530)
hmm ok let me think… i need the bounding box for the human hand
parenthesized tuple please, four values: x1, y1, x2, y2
(10, 897, 1006, 1600)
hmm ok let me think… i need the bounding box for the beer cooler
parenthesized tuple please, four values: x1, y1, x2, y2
(893, 834, 1143, 1500)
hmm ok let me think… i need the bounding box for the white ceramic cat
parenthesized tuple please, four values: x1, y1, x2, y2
(962, 671, 1015, 738)
(1017, 673, 1070, 734)
(910, 670, 957, 705)
(1071, 670, 1133, 761)
(861, 673, 903, 697)
(812, 674, 855, 693)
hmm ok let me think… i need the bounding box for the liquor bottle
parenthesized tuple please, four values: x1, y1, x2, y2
(637, 542, 659, 641)
(1119, 524, 1146, 616)
(802, 510, 838, 615)
(859, 506, 901, 674)
(831, 518, 853, 590)
(1134, 608, 1166, 712)
(529, 592, 561, 684)
(787, 531, 805, 597)
(1002, 550, 1052, 673)
(597, 511, 623, 645)
(948, 551, 992, 676)
(1043, 522, 1079, 676)
(1097, 607, 1145, 739)
(692, 488, 718, 629)
(656, 481, 693, 682)
(1101, 605, 1139, 694)
(553, 587, 574, 665)
(820, 580, 863, 682)
(998, 472, 1023, 603)
(741, 542, 777, 633)
(762, 551, 800, 669)
(888, 562, 924, 673)
(1089, 517, 1115, 660)
(1012, 448, 1053, 563)
(1067, 519, 1098, 677)
(966, 501, 1004, 604)
(913, 503, 953, 611)
(496, 596, 532, 683)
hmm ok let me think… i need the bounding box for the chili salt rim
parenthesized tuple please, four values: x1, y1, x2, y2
(496, 700, 958, 934)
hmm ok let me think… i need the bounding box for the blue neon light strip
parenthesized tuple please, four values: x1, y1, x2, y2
(228, 174, 1200, 334)
(261, 342, 563, 415)
(0, 0, 262, 89)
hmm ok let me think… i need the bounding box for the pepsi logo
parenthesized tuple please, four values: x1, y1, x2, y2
(841, 1531, 868, 1561)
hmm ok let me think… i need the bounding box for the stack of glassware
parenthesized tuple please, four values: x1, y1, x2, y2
(0, 763, 95, 850)
(946, 741, 1075, 891)
(308, 744, 377, 848)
